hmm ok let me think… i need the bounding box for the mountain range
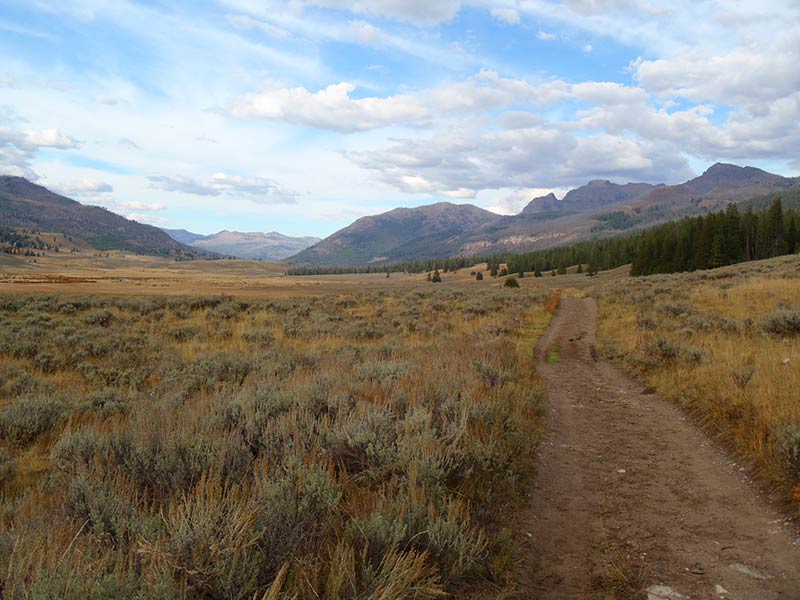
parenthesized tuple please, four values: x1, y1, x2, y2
(162, 229, 320, 261)
(2, 163, 798, 267)
(0, 176, 199, 256)
(288, 163, 800, 267)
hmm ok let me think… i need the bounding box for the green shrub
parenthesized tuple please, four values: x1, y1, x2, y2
(761, 309, 800, 336)
(503, 276, 519, 288)
(81, 309, 114, 327)
(0, 395, 65, 446)
(0, 447, 15, 484)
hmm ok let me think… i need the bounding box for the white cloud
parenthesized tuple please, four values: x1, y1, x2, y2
(231, 71, 568, 131)
(349, 117, 695, 198)
(0, 127, 78, 151)
(633, 39, 800, 108)
(346, 19, 392, 45)
(296, 0, 463, 26)
(231, 81, 429, 131)
(226, 13, 292, 39)
(489, 187, 571, 214)
(56, 178, 114, 196)
(490, 7, 521, 24)
(149, 172, 298, 204)
(0, 75, 14, 87)
(537, 31, 557, 40)
(117, 200, 165, 211)
(0, 125, 79, 179)
(125, 213, 169, 224)
(572, 81, 647, 105)
(583, 43, 593, 52)
(96, 94, 121, 105)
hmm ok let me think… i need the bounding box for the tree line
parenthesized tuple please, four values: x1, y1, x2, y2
(288, 199, 798, 278)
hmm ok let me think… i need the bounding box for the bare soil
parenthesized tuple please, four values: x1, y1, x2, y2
(518, 297, 800, 599)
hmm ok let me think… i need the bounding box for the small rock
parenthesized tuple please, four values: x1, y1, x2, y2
(728, 562, 772, 580)
(690, 562, 705, 575)
(617, 469, 627, 474)
(715, 584, 729, 596)
(782, 357, 791, 365)
(647, 585, 687, 600)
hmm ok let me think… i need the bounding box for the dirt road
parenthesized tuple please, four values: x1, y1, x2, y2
(518, 297, 800, 599)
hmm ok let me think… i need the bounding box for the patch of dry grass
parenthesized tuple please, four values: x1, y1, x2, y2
(596, 254, 800, 509)
(0, 286, 552, 599)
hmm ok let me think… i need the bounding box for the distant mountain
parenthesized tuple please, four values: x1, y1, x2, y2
(521, 181, 655, 214)
(683, 163, 789, 196)
(162, 228, 207, 245)
(521, 193, 561, 214)
(0, 176, 200, 255)
(289, 163, 800, 267)
(162, 229, 320, 261)
(289, 202, 502, 267)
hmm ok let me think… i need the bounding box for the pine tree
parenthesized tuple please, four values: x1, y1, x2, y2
(786, 214, 798, 254)
(431, 269, 442, 283)
(767, 198, 786, 257)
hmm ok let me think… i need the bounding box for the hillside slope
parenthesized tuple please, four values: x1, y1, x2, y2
(0, 177, 199, 255)
(290, 202, 502, 267)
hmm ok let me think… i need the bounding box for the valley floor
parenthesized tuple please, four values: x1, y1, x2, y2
(518, 297, 800, 598)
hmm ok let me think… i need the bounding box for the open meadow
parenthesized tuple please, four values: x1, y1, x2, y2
(0, 253, 557, 599)
(596, 254, 800, 510)
(2, 251, 800, 598)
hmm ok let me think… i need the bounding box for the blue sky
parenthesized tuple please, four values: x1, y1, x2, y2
(1, 1, 799, 237)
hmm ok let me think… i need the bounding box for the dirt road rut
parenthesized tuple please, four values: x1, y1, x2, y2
(518, 297, 800, 599)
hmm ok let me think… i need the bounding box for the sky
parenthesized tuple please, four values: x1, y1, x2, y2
(1, 1, 799, 238)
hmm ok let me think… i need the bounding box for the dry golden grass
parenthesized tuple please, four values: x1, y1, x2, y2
(595, 254, 800, 509)
(0, 281, 554, 599)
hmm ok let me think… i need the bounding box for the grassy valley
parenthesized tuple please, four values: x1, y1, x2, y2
(0, 284, 554, 599)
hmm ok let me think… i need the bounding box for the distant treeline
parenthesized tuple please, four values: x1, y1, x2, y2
(0, 227, 60, 255)
(288, 199, 799, 278)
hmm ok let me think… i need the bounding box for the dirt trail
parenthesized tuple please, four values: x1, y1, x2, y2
(518, 297, 800, 599)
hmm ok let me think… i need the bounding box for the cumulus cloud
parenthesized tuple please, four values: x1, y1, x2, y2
(349, 119, 695, 198)
(56, 179, 114, 196)
(231, 71, 568, 131)
(490, 7, 520, 24)
(231, 81, 429, 131)
(633, 39, 800, 108)
(149, 173, 298, 204)
(0, 127, 78, 151)
(537, 31, 557, 40)
(0, 125, 79, 179)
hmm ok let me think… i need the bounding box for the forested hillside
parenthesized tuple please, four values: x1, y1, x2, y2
(290, 197, 799, 279)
